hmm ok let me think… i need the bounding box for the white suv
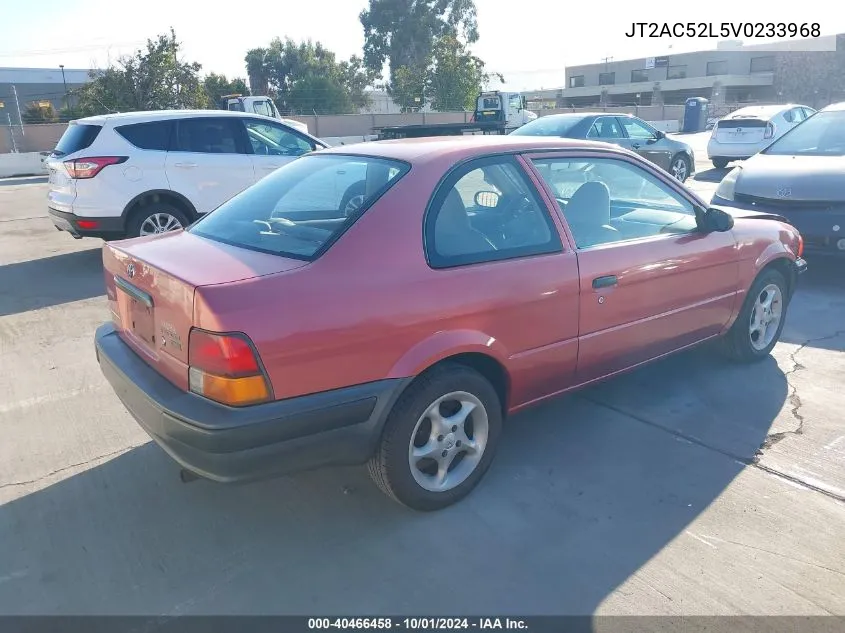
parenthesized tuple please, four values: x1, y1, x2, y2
(47, 110, 329, 240)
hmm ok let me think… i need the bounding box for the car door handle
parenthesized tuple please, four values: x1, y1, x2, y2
(631, 143, 641, 149)
(592, 275, 618, 289)
(173, 162, 197, 168)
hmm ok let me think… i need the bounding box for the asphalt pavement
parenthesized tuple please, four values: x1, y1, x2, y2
(0, 145, 843, 615)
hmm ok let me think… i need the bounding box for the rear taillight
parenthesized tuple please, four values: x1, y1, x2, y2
(764, 122, 775, 139)
(797, 233, 804, 258)
(710, 122, 719, 137)
(187, 329, 272, 407)
(63, 156, 127, 179)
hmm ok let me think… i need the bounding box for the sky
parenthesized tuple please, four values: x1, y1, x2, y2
(1, 1, 843, 92)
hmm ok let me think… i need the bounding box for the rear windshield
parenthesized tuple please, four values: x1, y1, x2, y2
(763, 110, 845, 156)
(189, 154, 410, 260)
(53, 123, 102, 156)
(509, 115, 586, 137)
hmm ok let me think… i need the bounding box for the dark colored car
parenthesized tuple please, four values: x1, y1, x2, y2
(511, 112, 696, 182)
(711, 102, 845, 257)
(95, 135, 805, 512)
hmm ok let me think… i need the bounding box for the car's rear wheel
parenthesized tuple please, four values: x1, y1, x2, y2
(368, 364, 503, 511)
(721, 268, 789, 362)
(670, 154, 691, 182)
(712, 158, 729, 169)
(128, 204, 190, 238)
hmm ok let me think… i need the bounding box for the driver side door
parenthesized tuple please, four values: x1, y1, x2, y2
(619, 117, 672, 171)
(241, 118, 316, 182)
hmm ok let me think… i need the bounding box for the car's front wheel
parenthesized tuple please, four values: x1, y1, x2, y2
(368, 364, 503, 511)
(721, 268, 789, 362)
(670, 154, 691, 182)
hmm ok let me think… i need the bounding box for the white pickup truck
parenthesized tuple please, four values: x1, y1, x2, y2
(220, 94, 311, 135)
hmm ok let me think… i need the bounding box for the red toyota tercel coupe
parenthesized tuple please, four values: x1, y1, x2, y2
(95, 136, 806, 511)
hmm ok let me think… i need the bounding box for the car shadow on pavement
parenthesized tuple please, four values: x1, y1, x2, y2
(780, 259, 845, 352)
(0, 345, 789, 615)
(0, 248, 104, 317)
(693, 167, 730, 183)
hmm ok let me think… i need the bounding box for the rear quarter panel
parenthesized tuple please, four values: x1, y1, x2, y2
(72, 126, 170, 218)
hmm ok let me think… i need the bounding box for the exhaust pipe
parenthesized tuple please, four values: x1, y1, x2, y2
(179, 468, 200, 484)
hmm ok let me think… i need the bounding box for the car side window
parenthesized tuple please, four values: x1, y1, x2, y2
(425, 156, 563, 269)
(244, 119, 314, 157)
(587, 117, 624, 140)
(115, 120, 173, 150)
(801, 107, 815, 119)
(621, 118, 657, 140)
(173, 118, 243, 154)
(783, 109, 795, 123)
(530, 157, 699, 249)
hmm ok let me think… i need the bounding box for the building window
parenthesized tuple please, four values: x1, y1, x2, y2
(599, 72, 615, 86)
(706, 60, 728, 76)
(666, 65, 687, 79)
(631, 69, 649, 83)
(569, 75, 585, 88)
(750, 56, 775, 73)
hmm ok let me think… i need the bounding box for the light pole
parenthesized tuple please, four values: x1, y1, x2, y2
(59, 64, 68, 111)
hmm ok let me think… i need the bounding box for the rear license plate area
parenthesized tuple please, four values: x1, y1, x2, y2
(114, 276, 155, 347)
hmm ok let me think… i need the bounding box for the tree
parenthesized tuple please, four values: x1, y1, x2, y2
(203, 73, 249, 107)
(360, 0, 479, 93)
(74, 29, 208, 116)
(244, 38, 374, 114)
(391, 63, 430, 111)
(426, 34, 495, 111)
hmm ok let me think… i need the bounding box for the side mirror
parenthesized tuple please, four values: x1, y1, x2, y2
(655, 130, 665, 139)
(701, 207, 735, 233)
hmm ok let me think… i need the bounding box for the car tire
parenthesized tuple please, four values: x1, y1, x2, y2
(367, 363, 503, 511)
(712, 158, 729, 169)
(670, 154, 691, 182)
(339, 181, 366, 216)
(720, 268, 789, 363)
(127, 204, 190, 238)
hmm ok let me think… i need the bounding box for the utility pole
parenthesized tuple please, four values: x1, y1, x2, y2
(11, 85, 24, 136)
(601, 56, 614, 70)
(59, 65, 69, 111)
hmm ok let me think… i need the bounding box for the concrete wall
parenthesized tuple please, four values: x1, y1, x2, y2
(534, 105, 686, 123)
(0, 151, 49, 178)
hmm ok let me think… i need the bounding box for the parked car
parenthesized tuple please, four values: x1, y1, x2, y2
(712, 102, 845, 257)
(510, 112, 695, 182)
(46, 110, 330, 240)
(95, 135, 806, 511)
(707, 103, 816, 169)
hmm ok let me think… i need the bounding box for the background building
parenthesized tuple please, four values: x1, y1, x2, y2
(524, 33, 843, 110)
(0, 67, 92, 125)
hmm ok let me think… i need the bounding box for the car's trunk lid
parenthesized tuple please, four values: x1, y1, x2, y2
(103, 230, 308, 390)
(715, 117, 769, 144)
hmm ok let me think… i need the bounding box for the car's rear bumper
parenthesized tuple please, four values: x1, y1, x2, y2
(95, 323, 410, 483)
(49, 207, 125, 240)
(707, 140, 767, 160)
(712, 195, 845, 257)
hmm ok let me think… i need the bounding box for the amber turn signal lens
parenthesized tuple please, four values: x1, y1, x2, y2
(188, 368, 270, 407)
(797, 234, 804, 259)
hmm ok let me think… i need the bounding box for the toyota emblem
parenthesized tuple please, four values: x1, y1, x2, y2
(776, 187, 792, 199)
(127, 263, 136, 278)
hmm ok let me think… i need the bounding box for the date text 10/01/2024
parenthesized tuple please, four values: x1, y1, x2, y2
(626, 22, 821, 38)
(308, 618, 528, 630)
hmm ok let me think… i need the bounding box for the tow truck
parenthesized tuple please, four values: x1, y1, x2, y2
(375, 91, 537, 140)
(220, 94, 311, 135)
